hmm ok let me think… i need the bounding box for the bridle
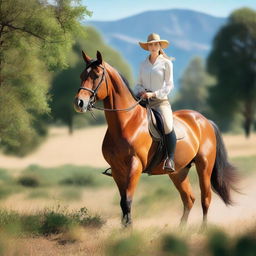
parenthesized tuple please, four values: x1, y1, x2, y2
(77, 61, 143, 112)
(78, 61, 107, 111)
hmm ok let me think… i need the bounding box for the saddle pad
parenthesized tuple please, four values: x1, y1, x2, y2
(147, 107, 185, 141)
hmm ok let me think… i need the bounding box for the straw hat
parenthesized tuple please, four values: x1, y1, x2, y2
(139, 33, 169, 51)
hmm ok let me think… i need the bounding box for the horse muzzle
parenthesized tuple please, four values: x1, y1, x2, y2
(74, 97, 90, 113)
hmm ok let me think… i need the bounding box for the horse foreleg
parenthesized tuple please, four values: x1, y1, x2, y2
(169, 167, 195, 227)
(112, 156, 142, 227)
(120, 195, 132, 227)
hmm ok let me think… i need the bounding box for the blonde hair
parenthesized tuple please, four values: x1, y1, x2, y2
(159, 48, 176, 61)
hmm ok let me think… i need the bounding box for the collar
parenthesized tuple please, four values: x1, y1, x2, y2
(146, 54, 164, 65)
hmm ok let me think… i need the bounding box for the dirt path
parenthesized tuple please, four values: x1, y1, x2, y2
(1, 172, 255, 256)
(0, 125, 255, 230)
(0, 126, 255, 255)
(0, 126, 255, 169)
(0, 126, 108, 169)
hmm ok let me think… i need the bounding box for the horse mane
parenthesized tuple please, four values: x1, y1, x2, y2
(117, 72, 139, 101)
(103, 61, 140, 102)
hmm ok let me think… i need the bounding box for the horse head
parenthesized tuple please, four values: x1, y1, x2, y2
(74, 51, 108, 113)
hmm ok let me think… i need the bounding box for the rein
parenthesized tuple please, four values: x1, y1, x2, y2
(93, 99, 143, 112)
(78, 64, 143, 112)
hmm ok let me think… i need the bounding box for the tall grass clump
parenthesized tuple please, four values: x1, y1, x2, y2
(106, 232, 146, 256)
(161, 234, 189, 256)
(21, 164, 113, 187)
(0, 206, 105, 237)
(17, 175, 40, 187)
(59, 173, 96, 186)
(0, 169, 16, 199)
(205, 227, 256, 256)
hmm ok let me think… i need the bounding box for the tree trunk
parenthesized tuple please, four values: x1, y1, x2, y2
(243, 100, 254, 138)
(68, 121, 73, 135)
(244, 117, 252, 138)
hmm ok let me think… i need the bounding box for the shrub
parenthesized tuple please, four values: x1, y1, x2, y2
(106, 233, 145, 256)
(17, 175, 40, 187)
(72, 207, 105, 228)
(59, 173, 95, 186)
(161, 234, 188, 256)
(0, 206, 105, 237)
(207, 231, 231, 256)
(233, 235, 256, 256)
(40, 211, 72, 235)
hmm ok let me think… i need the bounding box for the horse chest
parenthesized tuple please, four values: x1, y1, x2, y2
(103, 132, 134, 154)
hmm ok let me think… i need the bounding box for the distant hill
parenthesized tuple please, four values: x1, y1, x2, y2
(84, 9, 226, 88)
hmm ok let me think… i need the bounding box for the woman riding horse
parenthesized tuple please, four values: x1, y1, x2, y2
(134, 33, 176, 172)
(74, 50, 238, 228)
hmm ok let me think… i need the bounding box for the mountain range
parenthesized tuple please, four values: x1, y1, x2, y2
(84, 9, 227, 88)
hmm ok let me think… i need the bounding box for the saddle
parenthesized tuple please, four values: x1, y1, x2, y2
(102, 99, 186, 177)
(143, 105, 185, 174)
(147, 107, 185, 141)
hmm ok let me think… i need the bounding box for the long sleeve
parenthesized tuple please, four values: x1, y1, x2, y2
(154, 60, 174, 99)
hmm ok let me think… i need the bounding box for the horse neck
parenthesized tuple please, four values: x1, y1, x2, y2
(103, 64, 143, 133)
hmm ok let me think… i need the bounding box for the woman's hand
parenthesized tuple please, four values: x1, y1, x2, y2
(141, 92, 156, 99)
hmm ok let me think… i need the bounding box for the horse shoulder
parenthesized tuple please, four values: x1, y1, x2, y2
(102, 128, 135, 163)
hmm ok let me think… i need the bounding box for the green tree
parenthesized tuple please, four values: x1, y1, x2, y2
(0, 0, 91, 155)
(207, 8, 256, 136)
(50, 26, 133, 133)
(173, 57, 214, 115)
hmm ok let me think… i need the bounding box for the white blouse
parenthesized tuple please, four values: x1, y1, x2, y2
(134, 54, 174, 100)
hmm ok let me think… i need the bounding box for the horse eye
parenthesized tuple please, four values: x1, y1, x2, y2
(80, 69, 89, 80)
(90, 72, 99, 80)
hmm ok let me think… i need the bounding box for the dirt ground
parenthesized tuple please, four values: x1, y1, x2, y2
(0, 126, 255, 255)
(0, 125, 255, 169)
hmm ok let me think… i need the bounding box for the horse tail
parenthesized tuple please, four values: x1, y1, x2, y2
(210, 120, 239, 205)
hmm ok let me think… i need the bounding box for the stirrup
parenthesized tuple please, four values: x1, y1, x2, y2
(163, 158, 175, 172)
(102, 167, 112, 177)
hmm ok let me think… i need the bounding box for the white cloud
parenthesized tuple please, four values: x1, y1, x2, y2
(172, 39, 210, 51)
(110, 34, 139, 44)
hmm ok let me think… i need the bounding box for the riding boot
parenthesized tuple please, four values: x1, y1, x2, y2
(163, 129, 177, 172)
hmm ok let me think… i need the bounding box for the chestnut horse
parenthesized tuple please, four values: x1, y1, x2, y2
(74, 51, 238, 228)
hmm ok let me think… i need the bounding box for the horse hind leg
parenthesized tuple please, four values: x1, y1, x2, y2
(169, 167, 195, 227)
(194, 154, 215, 230)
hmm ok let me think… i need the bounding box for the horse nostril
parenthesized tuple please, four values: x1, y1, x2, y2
(78, 99, 84, 108)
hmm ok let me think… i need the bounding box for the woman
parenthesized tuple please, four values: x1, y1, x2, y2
(134, 33, 176, 172)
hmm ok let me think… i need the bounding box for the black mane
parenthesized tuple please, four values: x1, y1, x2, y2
(118, 72, 139, 101)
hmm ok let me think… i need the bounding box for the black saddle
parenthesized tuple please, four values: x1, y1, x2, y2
(143, 107, 167, 174)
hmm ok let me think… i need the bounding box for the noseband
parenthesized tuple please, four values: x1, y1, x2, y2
(78, 61, 107, 110)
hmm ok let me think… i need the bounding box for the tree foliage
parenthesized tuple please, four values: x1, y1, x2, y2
(50, 26, 133, 133)
(207, 8, 256, 136)
(0, 0, 91, 155)
(173, 57, 214, 116)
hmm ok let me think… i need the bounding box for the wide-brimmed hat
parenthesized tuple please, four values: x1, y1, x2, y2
(139, 33, 169, 51)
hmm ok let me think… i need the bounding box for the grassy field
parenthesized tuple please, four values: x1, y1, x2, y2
(0, 155, 254, 255)
(0, 128, 255, 255)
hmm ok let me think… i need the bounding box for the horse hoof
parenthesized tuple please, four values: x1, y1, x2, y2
(121, 218, 133, 228)
(199, 223, 207, 233)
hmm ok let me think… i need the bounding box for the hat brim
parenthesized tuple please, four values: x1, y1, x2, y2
(139, 40, 169, 51)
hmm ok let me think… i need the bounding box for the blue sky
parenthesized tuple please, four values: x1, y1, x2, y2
(83, 0, 256, 21)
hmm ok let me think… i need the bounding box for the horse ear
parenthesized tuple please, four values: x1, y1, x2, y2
(82, 50, 91, 64)
(96, 51, 102, 64)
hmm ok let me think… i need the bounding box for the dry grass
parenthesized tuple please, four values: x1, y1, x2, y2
(0, 126, 255, 169)
(0, 127, 255, 255)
